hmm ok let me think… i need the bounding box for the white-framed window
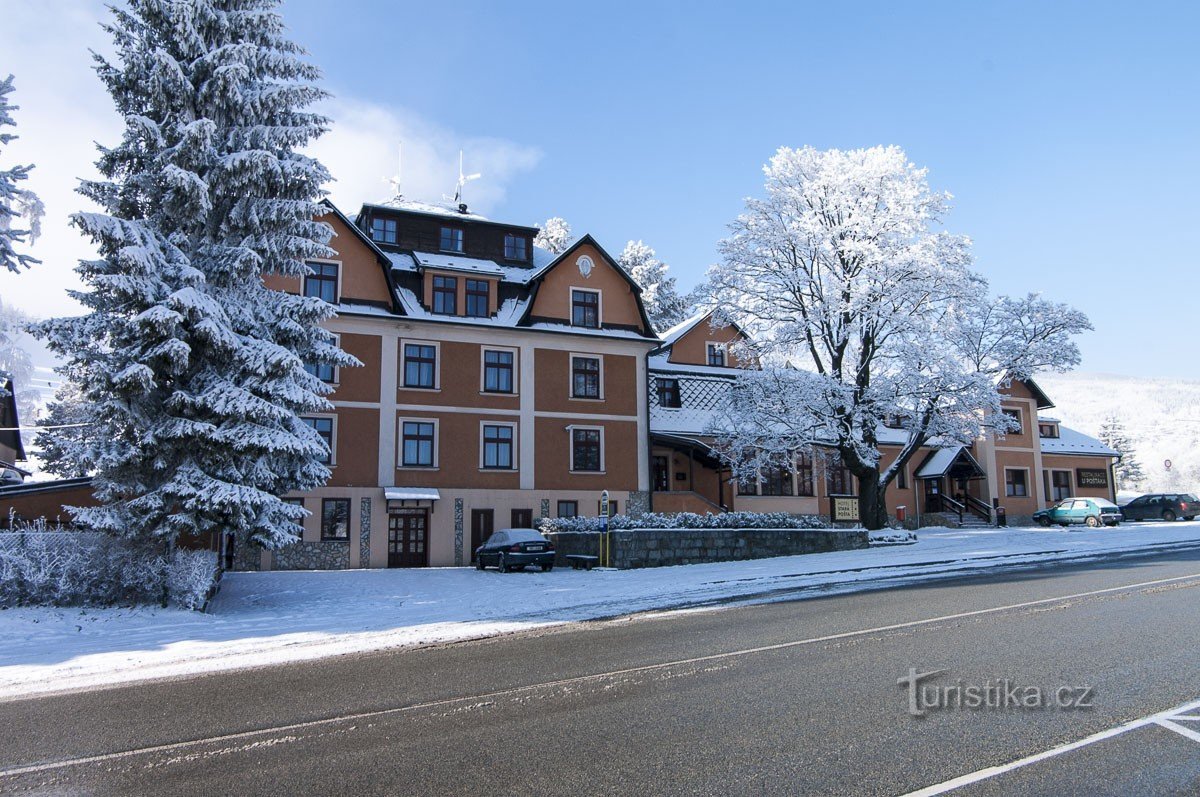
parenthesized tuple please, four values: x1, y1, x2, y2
(569, 353, 604, 400)
(398, 417, 439, 469)
(1002, 407, 1023, 434)
(1005, 467, 1028, 498)
(1038, 422, 1060, 439)
(305, 332, 340, 385)
(301, 414, 337, 466)
(400, 339, 440, 390)
(303, 259, 341, 304)
(568, 425, 604, 473)
(706, 342, 727, 367)
(480, 421, 517, 470)
(480, 346, 518, 394)
(571, 287, 601, 328)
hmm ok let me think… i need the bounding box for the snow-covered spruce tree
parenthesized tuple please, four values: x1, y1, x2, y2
(0, 299, 40, 448)
(704, 145, 1091, 530)
(0, 74, 44, 273)
(32, 0, 356, 550)
(534, 216, 573, 254)
(618, 240, 691, 333)
(1099, 414, 1144, 490)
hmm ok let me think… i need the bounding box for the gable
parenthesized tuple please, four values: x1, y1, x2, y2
(262, 209, 394, 308)
(667, 311, 754, 368)
(527, 241, 650, 334)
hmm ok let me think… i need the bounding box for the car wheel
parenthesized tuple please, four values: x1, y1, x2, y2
(1185, 516, 1195, 521)
(1037, 517, 1051, 527)
(1086, 516, 1101, 528)
(1163, 510, 1177, 522)
(541, 564, 553, 572)
(475, 558, 485, 571)
(497, 553, 508, 573)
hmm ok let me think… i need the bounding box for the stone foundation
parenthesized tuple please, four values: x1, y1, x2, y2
(270, 540, 351, 570)
(547, 527, 868, 569)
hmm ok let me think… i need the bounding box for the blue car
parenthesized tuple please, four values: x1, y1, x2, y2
(1033, 497, 1123, 528)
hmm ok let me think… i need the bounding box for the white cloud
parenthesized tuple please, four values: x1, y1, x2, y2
(0, 2, 541, 326)
(310, 97, 541, 217)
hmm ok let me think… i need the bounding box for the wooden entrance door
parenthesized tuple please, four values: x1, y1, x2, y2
(388, 510, 429, 568)
(470, 509, 494, 563)
(923, 478, 942, 513)
(511, 508, 533, 528)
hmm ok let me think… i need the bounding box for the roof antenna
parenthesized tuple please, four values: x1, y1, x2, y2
(453, 150, 481, 211)
(384, 142, 403, 202)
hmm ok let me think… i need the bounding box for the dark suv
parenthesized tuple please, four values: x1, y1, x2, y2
(1119, 493, 1199, 522)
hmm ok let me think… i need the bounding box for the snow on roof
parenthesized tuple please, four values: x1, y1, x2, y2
(1039, 416, 1062, 424)
(1040, 425, 1118, 457)
(385, 487, 442, 501)
(648, 352, 749, 377)
(658, 311, 711, 348)
(372, 198, 491, 222)
(393, 287, 529, 327)
(524, 321, 658, 341)
(387, 250, 542, 284)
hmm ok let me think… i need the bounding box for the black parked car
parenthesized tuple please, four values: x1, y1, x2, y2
(1119, 493, 1200, 522)
(475, 528, 556, 572)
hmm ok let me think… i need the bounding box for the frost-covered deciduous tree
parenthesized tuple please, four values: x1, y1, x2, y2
(618, 240, 691, 333)
(0, 299, 39, 438)
(705, 145, 1091, 529)
(33, 0, 356, 549)
(534, 216, 573, 254)
(0, 74, 44, 273)
(1099, 414, 1144, 490)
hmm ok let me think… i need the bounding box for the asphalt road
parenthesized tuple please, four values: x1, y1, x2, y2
(3, 550, 1200, 796)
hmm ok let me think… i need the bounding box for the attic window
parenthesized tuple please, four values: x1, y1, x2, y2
(656, 378, 681, 408)
(571, 289, 600, 328)
(371, 218, 397, 244)
(440, 226, 463, 253)
(504, 234, 527, 261)
(1039, 423, 1060, 439)
(706, 343, 726, 367)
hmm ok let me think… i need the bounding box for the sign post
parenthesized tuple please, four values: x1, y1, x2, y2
(600, 490, 610, 567)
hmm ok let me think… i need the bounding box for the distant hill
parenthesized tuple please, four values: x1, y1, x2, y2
(1037, 372, 1200, 493)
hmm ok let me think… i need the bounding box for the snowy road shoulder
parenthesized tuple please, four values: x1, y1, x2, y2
(2, 522, 1200, 701)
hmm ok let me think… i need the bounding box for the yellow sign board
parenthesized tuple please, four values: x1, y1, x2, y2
(832, 496, 860, 522)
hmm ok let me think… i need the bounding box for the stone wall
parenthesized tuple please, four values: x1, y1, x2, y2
(547, 527, 868, 570)
(270, 540, 351, 570)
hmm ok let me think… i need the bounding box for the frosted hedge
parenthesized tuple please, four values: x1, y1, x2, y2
(538, 511, 830, 534)
(0, 527, 218, 609)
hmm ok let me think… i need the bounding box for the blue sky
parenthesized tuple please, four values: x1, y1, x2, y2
(3, 1, 1198, 378)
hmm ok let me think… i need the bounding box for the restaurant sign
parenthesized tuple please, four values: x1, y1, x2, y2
(1076, 468, 1109, 488)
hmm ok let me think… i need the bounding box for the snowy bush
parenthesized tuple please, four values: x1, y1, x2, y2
(869, 530, 918, 545)
(0, 526, 218, 609)
(538, 511, 830, 534)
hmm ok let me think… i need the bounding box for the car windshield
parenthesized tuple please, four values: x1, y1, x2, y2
(487, 531, 508, 545)
(503, 528, 546, 543)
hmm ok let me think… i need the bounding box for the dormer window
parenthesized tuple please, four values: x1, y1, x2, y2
(504, 233, 527, 261)
(432, 275, 457, 314)
(370, 217, 397, 244)
(571, 289, 600, 328)
(440, 226, 463, 253)
(706, 343, 726, 367)
(465, 279, 489, 317)
(656, 378, 681, 408)
(1039, 422, 1060, 439)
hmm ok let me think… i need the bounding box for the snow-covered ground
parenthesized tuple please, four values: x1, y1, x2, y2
(3, 522, 1200, 701)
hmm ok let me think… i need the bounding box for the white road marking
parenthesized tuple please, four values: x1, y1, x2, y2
(1156, 719, 1200, 744)
(3, 570, 1200, 781)
(902, 697, 1200, 796)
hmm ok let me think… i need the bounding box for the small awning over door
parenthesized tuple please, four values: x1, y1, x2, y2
(385, 487, 440, 511)
(916, 446, 986, 480)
